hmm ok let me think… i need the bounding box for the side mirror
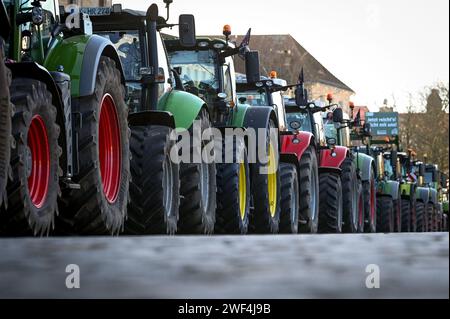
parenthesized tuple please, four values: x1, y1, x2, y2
(179, 14, 196, 47)
(238, 97, 247, 104)
(245, 50, 260, 84)
(363, 123, 372, 136)
(295, 87, 307, 107)
(333, 108, 344, 123)
(21, 30, 32, 52)
(391, 150, 398, 178)
(433, 169, 439, 183)
(147, 3, 159, 22)
(419, 164, 425, 178)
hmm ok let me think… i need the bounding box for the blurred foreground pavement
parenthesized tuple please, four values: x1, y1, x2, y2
(0, 233, 448, 299)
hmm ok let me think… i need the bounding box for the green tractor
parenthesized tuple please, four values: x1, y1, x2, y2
(423, 163, 441, 232)
(397, 150, 418, 232)
(1, 0, 131, 236)
(165, 27, 285, 234)
(88, 2, 213, 235)
(410, 161, 432, 232)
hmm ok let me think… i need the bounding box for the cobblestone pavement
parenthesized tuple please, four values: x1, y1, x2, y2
(0, 233, 448, 299)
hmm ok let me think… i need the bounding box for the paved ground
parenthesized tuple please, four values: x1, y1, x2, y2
(0, 233, 448, 299)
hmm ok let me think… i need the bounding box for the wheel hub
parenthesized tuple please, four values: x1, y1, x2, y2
(99, 94, 122, 204)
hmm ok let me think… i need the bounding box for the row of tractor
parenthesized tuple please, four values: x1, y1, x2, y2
(0, 0, 447, 237)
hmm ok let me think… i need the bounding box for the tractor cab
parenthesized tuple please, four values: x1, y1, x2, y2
(425, 164, 439, 189)
(236, 73, 290, 131)
(89, 3, 196, 115)
(164, 26, 260, 126)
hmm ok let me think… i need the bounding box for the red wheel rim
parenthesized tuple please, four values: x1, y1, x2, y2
(99, 94, 121, 204)
(370, 180, 376, 222)
(28, 115, 50, 209)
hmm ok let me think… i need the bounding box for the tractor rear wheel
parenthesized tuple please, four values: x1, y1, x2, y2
(250, 120, 280, 234)
(363, 178, 377, 233)
(318, 173, 343, 233)
(126, 126, 179, 235)
(178, 108, 216, 235)
(401, 199, 411, 232)
(0, 59, 12, 209)
(298, 147, 319, 233)
(377, 196, 394, 233)
(215, 137, 250, 235)
(0, 79, 60, 236)
(416, 201, 425, 232)
(341, 158, 359, 233)
(56, 57, 130, 235)
(279, 163, 299, 234)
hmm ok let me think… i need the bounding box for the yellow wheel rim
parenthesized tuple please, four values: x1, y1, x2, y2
(267, 143, 278, 218)
(239, 163, 247, 221)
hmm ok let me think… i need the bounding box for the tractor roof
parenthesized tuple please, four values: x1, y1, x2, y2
(164, 37, 235, 53)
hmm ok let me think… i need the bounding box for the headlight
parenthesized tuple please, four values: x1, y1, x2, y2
(198, 41, 209, 48)
(213, 43, 225, 49)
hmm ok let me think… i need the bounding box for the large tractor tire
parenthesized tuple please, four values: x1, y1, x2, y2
(357, 179, 364, 233)
(341, 157, 359, 233)
(401, 199, 412, 232)
(0, 79, 60, 236)
(427, 204, 435, 232)
(126, 126, 179, 235)
(318, 173, 343, 233)
(215, 137, 250, 235)
(178, 108, 216, 235)
(56, 57, 130, 235)
(0, 60, 12, 208)
(376, 196, 394, 233)
(250, 120, 280, 234)
(363, 178, 377, 233)
(298, 146, 320, 233)
(279, 163, 299, 234)
(394, 198, 402, 233)
(415, 201, 426, 232)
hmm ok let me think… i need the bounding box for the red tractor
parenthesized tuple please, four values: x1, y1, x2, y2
(283, 72, 362, 233)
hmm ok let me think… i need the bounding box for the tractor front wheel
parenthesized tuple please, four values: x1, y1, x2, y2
(401, 199, 411, 232)
(318, 173, 343, 233)
(178, 108, 216, 235)
(0, 79, 60, 236)
(363, 178, 377, 233)
(341, 158, 359, 233)
(279, 163, 299, 234)
(415, 201, 426, 232)
(126, 126, 179, 235)
(215, 138, 250, 235)
(298, 147, 319, 233)
(56, 57, 130, 235)
(377, 196, 394, 233)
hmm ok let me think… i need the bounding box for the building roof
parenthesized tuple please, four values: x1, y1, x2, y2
(230, 34, 354, 93)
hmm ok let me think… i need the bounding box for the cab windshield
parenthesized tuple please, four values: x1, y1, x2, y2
(384, 158, 394, 178)
(324, 123, 338, 140)
(286, 112, 313, 133)
(425, 172, 434, 184)
(168, 50, 219, 104)
(237, 90, 269, 106)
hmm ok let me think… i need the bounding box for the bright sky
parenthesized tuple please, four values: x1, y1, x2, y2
(115, 0, 449, 112)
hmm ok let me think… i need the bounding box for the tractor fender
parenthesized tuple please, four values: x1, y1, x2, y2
(377, 180, 400, 200)
(429, 188, 438, 205)
(7, 62, 68, 172)
(79, 35, 125, 97)
(415, 187, 430, 204)
(356, 152, 375, 182)
(281, 131, 315, 162)
(128, 111, 175, 129)
(44, 35, 125, 98)
(157, 90, 206, 130)
(320, 145, 349, 169)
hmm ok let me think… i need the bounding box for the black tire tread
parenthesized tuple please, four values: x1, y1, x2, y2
(318, 173, 342, 233)
(279, 163, 299, 234)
